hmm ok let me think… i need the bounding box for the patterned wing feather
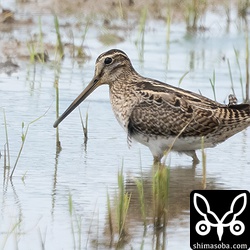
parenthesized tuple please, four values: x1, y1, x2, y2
(128, 94, 221, 139)
(128, 80, 250, 141)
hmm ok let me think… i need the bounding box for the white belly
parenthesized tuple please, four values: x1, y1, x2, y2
(132, 133, 216, 158)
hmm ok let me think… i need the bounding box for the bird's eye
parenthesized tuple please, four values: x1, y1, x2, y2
(104, 57, 113, 65)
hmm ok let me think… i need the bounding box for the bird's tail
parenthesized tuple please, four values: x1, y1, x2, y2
(227, 103, 250, 124)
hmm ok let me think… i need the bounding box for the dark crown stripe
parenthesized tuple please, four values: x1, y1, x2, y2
(97, 49, 128, 62)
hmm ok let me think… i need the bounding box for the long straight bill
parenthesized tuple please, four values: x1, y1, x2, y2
(53, 78, 99, 128)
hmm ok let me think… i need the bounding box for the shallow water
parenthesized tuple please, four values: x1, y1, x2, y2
(0, 5, 250, 250)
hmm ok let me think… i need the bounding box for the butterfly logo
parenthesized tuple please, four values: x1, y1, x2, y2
(193, 193, 247, 241)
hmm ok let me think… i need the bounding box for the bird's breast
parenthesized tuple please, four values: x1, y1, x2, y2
(109, 84, 139, 131)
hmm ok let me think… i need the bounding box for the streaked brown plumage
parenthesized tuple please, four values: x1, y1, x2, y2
(53, 49, 250, 164)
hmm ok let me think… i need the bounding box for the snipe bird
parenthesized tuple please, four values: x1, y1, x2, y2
(54, 49, 250, 164)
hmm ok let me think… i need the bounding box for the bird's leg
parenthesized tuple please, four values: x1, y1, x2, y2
(153, 156, 161, 164)
(183, 150, 200, 166)
(153, 156, 167, 168)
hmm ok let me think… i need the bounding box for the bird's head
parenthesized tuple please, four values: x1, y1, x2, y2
(53, 49, 132, 128)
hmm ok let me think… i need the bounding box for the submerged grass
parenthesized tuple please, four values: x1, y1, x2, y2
(68, 193, 83, 250)
(54, 62, 62, 152)
(77, 19, 90, 59)
(69, 18, 90, 59)
(234, 47, 245, 100)
(27, 41, 36, 63)
(79, 107, 88, 145)
(135, 177, 147, 229)
(106, 190, 113, 242)
(178, 71, 189, 87)
(27, 17, 49, 63)
(135, 6, 148, 62)
(201, 136, 206, 189)
(3, 109, 11, 187)
(135, 162, 147, 229)
(227, 59, 236, 96)
(209, 69, 216, 101)
(165, 6, 172, 69)
(152, 165, 169, 229)
(54, 14, 64, 60)
(229, 31, 249, 103)
(184, 0, 207, 31)
(0, 220, 22, 250)
(3, 109, 10, 168)
(116, 166, 131, 240)
(9, 109, 49, 179)
(104, 159, 171, 249)
(106, 165, 131, 247)
(55, 77, 61, 151)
